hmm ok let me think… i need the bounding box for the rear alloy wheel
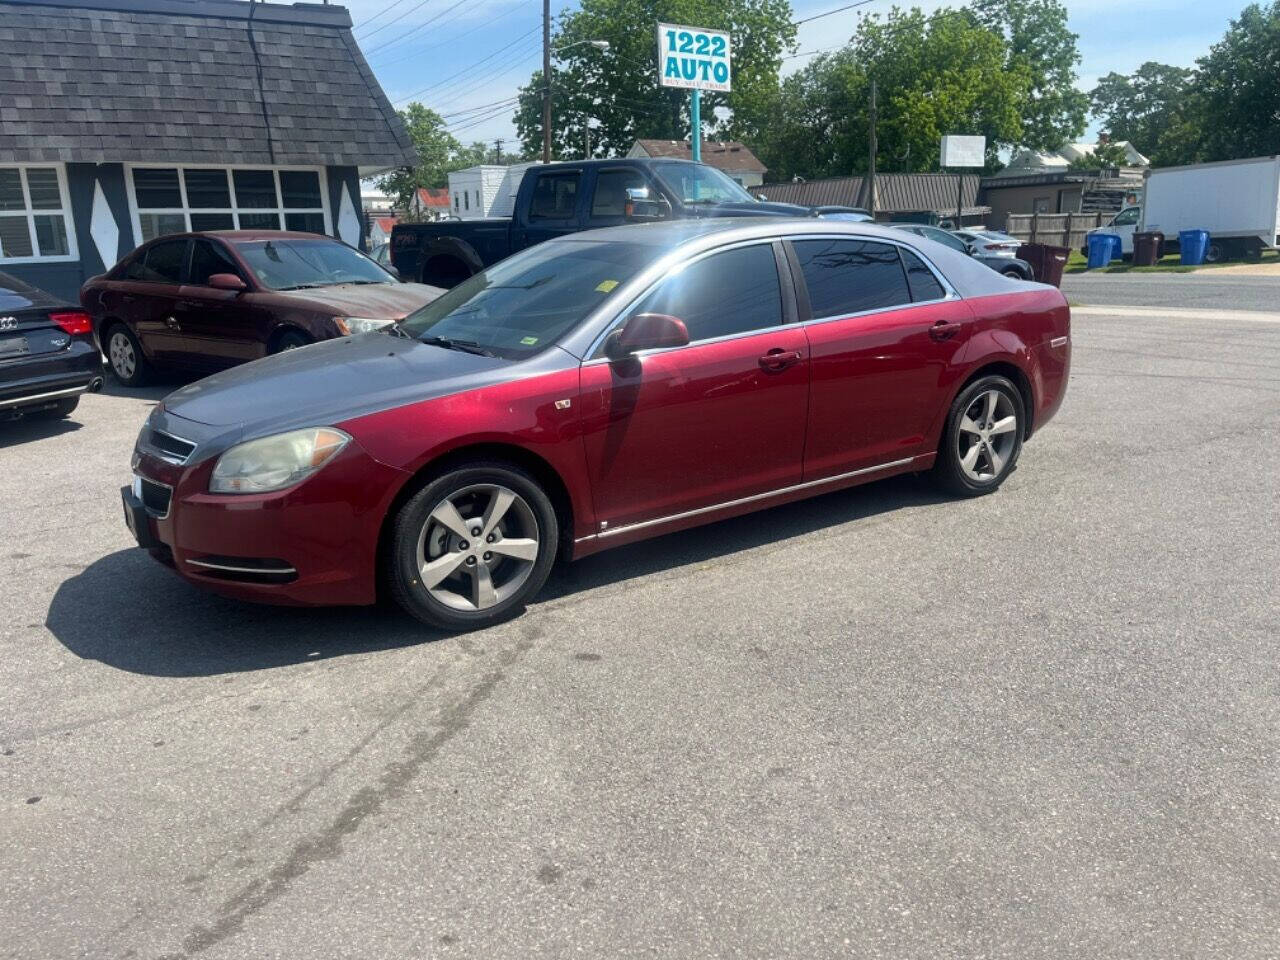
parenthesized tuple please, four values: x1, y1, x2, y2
(387, 463, 558, 630)
(933, 375, 1024, 496)
(106, 325, 151, 387)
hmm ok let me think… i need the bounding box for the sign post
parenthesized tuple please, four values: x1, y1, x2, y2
(656, 23, 731, 164)
(940, 135, 986, 228)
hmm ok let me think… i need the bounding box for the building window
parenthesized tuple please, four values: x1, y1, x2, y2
(464, 192, 469, 211)
(127, 165, 330, 243)
(0, 165, 76, 263)
(454, 193, 459, 211)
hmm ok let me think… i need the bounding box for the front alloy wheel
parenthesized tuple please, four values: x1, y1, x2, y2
(388, 463, 558, 630)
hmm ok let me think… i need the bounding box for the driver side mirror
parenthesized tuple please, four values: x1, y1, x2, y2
(208, 273, 246, 292)
(624, 187, 672, 222)
(964, 242, 977, 256)
(605, 313, 689, 360)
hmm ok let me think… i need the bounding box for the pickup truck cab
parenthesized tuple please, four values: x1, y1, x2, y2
(391, 158, 863, 287)
(1082, 205, 1141, 257)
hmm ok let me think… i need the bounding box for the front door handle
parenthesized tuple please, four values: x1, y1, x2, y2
(164, 315, 181, 331)
(929, 320, 962, 341)
(759, 348, 803, 371)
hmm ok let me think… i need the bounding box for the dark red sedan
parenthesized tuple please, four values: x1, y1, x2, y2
(81, 231, 442, 386)
(122, 220, 1070, 630)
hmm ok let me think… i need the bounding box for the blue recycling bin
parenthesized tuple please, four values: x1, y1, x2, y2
(1179, 229, 1210, 266)
(1087, 233, 1119, 269)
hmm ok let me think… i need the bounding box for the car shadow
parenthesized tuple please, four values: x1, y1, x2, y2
(0, 415, 83, 448)
(45, 473, 949, 679)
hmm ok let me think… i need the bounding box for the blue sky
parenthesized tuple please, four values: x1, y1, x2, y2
(342, 0, 1254, 155)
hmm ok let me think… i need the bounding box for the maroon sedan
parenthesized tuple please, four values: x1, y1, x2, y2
(122, 219, 1070, 631)
(82, 231, 442, 386)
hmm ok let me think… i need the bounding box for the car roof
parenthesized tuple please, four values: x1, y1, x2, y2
(139, 230, 340, 243)
(559, 217, 942, 250)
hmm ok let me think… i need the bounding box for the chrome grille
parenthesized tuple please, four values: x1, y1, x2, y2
(138, 477, 172, 518)
(149, 429, 196, 464)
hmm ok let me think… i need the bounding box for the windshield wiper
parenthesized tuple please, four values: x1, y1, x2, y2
(336, 279, 388, 285)
(275, 281, 331, 290)
(420, 335, 495, 357)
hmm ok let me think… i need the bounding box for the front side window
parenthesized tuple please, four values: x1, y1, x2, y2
(591, 168, 650, 218)
(231, 237, 392, 291)
(1112, 207, 1140, 226)
(0, 166, 74, 261)
(189, 239, 245, 286)
(400, 239, 655, 360)
(130, 166, 328, 242)
(528, 172, 580, 220)
(792, 239, 911, 317)
(651, 161, 755, 206)
(628, 243, 783, 342)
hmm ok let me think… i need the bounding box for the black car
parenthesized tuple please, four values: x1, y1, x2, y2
(0, 272, 103, 421)
(888, 223, 1034, 280)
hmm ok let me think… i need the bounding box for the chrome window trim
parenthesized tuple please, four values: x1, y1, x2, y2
(582, 236, 794, 361)
(576, 455, 923, 543)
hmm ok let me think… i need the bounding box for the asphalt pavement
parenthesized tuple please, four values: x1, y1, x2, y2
(1062, 269, 1280, 312)
(2, 281, 1279, 958)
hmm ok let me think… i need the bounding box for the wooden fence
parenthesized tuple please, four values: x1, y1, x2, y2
(1004, 212, 1107, 251)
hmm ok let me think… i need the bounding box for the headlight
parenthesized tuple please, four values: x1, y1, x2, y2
(210, 427, 351, 494)
(334, 316, 395, 335)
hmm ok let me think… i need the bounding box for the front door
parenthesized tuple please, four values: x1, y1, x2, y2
(510, 168, 584, 252)
(174, 238, 263, 369)
(578, 241, 810, 532)
(786, 237, 973, 478)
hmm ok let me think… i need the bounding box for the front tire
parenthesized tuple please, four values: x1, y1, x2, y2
(105, 324, 151, 387)
(273, 330, 311, 352)
(932, 375, 1025, 497)
(386, 462, 558, 631)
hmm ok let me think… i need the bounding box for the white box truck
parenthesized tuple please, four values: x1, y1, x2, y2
(1084, 155, 1280, 262)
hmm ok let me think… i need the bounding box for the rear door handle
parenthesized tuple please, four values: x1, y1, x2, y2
(929, 320, 962, 341)
(759, 348, 803, 371)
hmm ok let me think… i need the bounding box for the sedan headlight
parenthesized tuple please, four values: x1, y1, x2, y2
(334, 316, 395, 335)
(210, 427, 351, 494)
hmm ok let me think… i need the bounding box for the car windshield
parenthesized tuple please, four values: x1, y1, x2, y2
(651, 161, 756, 205)
(397, 239, 656, 360)
(232, 237, 395, 291)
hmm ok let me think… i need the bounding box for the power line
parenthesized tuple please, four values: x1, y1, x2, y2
(405, 36, 544, 110)
(353, 0, 413, 30)
(361, 0, 475, 56)
(356, 0, 436, 41)
(438, 96, 520, 119)
(370, 5, 532, 66)
(792, 0, 876, 26)
(391, 26, 542, 104)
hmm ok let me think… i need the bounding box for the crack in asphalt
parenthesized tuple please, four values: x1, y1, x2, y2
(157, 633, 537, 958)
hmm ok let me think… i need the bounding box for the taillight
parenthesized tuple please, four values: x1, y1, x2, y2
(49, 311, 92, 336)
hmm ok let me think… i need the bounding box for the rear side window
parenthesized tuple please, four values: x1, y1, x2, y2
(528, 172, 580, 220)
(135, 239, 187, 283)
(900, 248, 946, 303)
(188, 239, 244, 286)
(629, 243, 783, 343)
(792, 239, 911, 317)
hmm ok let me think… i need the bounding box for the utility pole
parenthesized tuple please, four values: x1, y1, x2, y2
(956, 173, 963, 228)
(493, 138, 504, 165)
(541, 0, 551, 163)
(584, 123, 591, 159)
(867, 78, 877, 218)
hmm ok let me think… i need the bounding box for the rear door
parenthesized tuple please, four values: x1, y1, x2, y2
(510, 168, 584, 251)
(174, 238, 263, 369)
(786, 236, 973, 478)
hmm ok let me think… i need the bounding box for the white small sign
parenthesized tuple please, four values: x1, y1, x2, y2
(657, 22, 731, 92)
(941, 135, 986, 168)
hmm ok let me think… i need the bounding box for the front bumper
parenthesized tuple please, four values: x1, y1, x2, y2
(127, 436, 409, 607)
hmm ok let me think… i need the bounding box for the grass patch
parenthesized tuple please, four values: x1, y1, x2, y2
(1065, 248, 1280, 275)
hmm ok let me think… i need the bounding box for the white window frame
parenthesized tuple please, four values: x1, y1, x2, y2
(0, 163, 79, 265)
(124, 163, 333, 245)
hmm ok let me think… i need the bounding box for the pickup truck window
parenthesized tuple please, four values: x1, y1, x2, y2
(528, 172, 580, 220)
(398, 239, 654, 359)
(651, 161, 755, 206)
(591, 169, 649, 218)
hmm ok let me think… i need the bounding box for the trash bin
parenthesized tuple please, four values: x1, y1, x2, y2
(1017, 243, 1070, 287)
(1105, 234, 1123, 262)
(1087, 233, 1116, 269)
(1179, 229, 1210, 266)
(1133, 231, 1164, 266)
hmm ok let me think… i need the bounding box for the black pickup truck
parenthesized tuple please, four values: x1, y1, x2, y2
(390, 158, 869, 287)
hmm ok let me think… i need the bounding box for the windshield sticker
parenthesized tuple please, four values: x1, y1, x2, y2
(595, 279, 619, 293)
(520, 336, 539, 346)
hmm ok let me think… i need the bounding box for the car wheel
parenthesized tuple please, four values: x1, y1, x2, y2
(1204, 240, 1227, 264)
(932, 375, 1025, 497)
(31, 397, 79, 419)
(105, 324, 151, 387)
(1000, 265, 1024, 279)
(274, 330, 311, 352)
(386, 462, 559, 631)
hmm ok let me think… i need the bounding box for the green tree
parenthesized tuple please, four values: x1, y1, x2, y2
(756, 7, 1031, 182)
(1088, 62, 1197, 166)
(376, 104, 496, 208)
(1193, 1, 1280, 161)
(1066, 141, 1129, 171)
(968, 0, 1087, 150)
(513, 0, 796, 160)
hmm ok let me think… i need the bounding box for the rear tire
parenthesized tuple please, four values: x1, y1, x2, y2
(386, 461, 558, 631)
(932, 375, 1025, 497)
(105, 324, 151, 387)
(31, 397, 79, 419)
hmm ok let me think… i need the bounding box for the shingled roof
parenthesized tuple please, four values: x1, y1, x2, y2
(633, 140, 766, 174)
(0, 0, 416, 171)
